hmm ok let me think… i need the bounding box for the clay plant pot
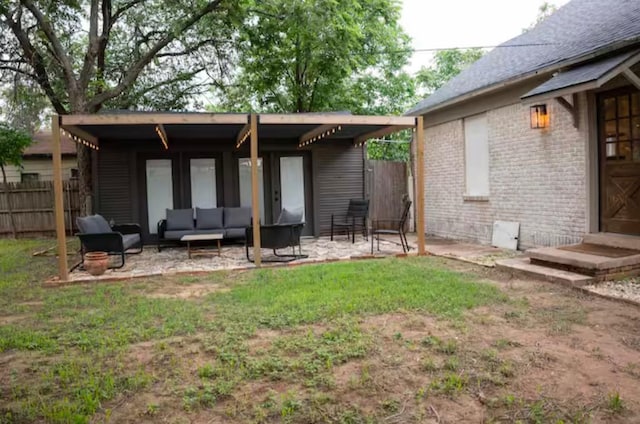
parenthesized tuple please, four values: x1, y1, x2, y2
(83, 251, 109, 276)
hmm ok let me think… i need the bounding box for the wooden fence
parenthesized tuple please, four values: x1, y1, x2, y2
(0, 180, 80, 237)
(365, 160, 408, 230)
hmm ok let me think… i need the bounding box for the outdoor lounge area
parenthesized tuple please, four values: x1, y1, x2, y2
(68, 235, 417, 281)
(49, 112, 426, 282)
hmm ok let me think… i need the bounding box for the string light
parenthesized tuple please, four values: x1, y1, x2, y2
(236, 129, 251, 149)
(61, 129, 99, 151)
(298, 125, 342, 148)
(154, 125, 169, 150)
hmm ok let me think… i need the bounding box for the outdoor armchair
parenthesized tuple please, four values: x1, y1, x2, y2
(245, 208, 307, 262)
(76, 214, 143, 269)
(331, 199, 369, 243)
(370, 195, 412, 254)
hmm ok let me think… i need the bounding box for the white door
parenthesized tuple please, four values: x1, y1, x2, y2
(238, 157, 265, 222)
(190, 158, 217, 208)
(279, 156, 305, 221)
(146, 159, 173, 233)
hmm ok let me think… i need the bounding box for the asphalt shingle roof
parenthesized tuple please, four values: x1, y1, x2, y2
(24, 131, 76, 156)
(521, 49, 640, 99)
(407, 0, 640, 115)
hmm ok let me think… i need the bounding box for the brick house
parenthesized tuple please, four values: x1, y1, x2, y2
(408, 0, 640, 250)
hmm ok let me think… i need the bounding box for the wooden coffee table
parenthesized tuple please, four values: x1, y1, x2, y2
(180, 233, 223, 259)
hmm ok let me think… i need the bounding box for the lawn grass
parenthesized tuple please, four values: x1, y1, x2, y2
(0, 239, 528, 423)
(211, 259, 505, 328)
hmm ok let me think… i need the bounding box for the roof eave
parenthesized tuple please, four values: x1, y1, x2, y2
(408, 38, 640, 117)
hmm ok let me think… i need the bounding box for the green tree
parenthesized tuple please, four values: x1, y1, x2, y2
(0, 0, 242, 212)
(524, 2, 558, 32)
(0, 123, 31, 237)
(0, 78, 50, 134)
(212, 0, 412, 113)
(415, 48, 484, 96)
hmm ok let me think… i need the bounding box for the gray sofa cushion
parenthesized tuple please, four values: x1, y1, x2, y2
(166, 209, 194, 230)
(225, 228, 246, 239)
(277, 208, 303, 225)
(224, 207, 252, 228)
(164, 229, 196, 240)
(196, 207, 224, 230)
(122, 233, 141, 250)
(77, 214, 112, 234)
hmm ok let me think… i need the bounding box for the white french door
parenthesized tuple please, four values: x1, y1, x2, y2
(145, 159, 173, 233)
(238, 157, 265, 222)
(279, 156, 305, 221)
(190, 158, 217, 209)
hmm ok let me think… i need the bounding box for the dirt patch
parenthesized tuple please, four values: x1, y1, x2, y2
(0, 314, 29, 325)
(9, 257, 640, 423)
(144, 283, 231, 299)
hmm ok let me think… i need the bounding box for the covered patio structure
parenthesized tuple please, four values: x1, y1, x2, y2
(50, 112, 426, 281)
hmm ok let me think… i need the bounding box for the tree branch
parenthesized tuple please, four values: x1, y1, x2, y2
(123, 67, 206, 102)
(112, 0, 146, 23)
(87, 0, 223, 110)
(19, 0, 77, 92)
(0, 8, 67, 113)
(0, 65, 37, 79)
(156, 39, 220, 58)
(96, 0, 111, 90)
(79, 0, 100, 90)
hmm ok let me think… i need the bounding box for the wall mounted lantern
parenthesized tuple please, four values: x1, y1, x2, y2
(530, 104, 549, 129)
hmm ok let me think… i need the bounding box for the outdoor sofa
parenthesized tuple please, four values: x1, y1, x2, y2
(157, 207, 252, 251)
(76, 214, 143, 269)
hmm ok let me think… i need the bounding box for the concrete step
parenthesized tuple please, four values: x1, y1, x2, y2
(583, 232, 640, 251)
(525, 245, 640, 281)
(525, 247, 638, 272)
(496, 257, 593, 287)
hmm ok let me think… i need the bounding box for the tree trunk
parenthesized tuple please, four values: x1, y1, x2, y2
(76, 145, 93, 215)
(0, 164, 17, 238)
(70, 102, 93, 216)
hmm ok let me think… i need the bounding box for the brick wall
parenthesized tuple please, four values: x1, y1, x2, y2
(423, 93, 589, 249)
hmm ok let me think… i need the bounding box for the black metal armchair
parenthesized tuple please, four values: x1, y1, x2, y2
(76, 215, 143, 269)
(245, 208, 307, 262)
(370, 196, 412, 254)
(330, 199, 369, 243)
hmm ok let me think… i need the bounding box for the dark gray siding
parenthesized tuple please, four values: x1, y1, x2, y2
(96, 146, 133, 223)
(314, 146, 365, 236)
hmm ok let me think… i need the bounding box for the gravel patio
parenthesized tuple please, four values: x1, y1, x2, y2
(69, 236, 415, 282)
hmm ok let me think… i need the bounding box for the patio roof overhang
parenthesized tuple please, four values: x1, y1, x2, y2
(51, 112, 426, 281)
(59, 112, 416, 148)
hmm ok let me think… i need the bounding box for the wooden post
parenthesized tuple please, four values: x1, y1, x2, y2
(250, 114, 262, 266)
(52, 115, 69, 280)
(415, 116, 426, 256)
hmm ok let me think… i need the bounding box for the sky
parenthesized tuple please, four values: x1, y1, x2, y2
(400, 0, 569, 73)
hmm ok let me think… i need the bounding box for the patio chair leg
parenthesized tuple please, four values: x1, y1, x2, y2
(401, 231, 410, 252)
(371, 230, 374, 254)
(245, 244, 251, 262)
(399, 234, 407, 253)
(111, 252, 126, 269)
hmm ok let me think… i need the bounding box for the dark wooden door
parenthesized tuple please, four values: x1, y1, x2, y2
(599, 88, 640, 235)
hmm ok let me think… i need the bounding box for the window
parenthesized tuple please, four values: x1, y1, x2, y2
(70, 168, 79, 179)
(190, 158, 217, 208)
(21, 173, 40, 183)
(464, 113, 490, 198)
